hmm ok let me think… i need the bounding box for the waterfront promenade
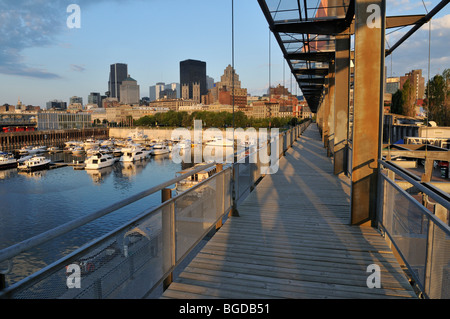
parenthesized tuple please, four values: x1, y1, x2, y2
(161, 124, 418, 299)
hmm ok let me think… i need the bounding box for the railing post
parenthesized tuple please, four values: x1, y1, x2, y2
(161, 188, 174, 291)
(230, 154, 240, 217)
(215, 164, 224, 230)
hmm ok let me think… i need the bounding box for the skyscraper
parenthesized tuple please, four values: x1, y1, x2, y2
(120, 75, 140, 105)
(108, 63, 128, 100)
(88, 92, 101, 107)
(180, 59, 207, 103)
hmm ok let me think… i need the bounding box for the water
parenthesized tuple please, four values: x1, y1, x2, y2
(0, 151, 193, 286)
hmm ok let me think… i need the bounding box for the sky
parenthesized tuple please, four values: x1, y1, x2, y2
(0, 0, 449, 108)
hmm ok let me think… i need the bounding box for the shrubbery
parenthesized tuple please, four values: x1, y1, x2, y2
(134, 110, 308, 128)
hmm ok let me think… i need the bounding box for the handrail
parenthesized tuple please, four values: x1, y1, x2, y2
(380, 170, 450, 234)
(0, 162, 216, 265)
(380, 159, 450, 211)
(0, 122, 310, 297)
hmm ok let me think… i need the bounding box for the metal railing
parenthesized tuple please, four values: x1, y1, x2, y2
(0, 121, 311, 299)
(378, 160, 450, 299)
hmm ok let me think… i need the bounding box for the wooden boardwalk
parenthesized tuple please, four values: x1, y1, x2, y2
(161, 124, 417, 299)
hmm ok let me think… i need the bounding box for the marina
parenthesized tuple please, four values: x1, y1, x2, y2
(0, 137, 190, 287)
(0, 132, 265, 288)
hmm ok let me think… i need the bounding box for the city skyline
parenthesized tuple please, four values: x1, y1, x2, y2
(0, 0, 449, 108)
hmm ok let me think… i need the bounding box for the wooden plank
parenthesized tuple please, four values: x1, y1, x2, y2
(160, 124, 417, 299)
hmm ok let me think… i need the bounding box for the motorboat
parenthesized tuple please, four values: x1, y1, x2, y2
(30, 145, 47, 153)
(150, 143, 171, 155)
(129, 130, 148, 144)
(85, 153, 118, 170)
(0, 153, 17, 170)
(48, 146, 62, 153)
(17, 156, 51, 172)
(120, 145, 150, 162)
(205, 136, 234, 147)
(84, 138, 100, 150)
(112, 148, 123, 157)
(71, 146, 85, 155)
(64, 141, 83, 150)
(18, 155, 32, 163)
(175, 164, 217, 194)
(18, 146, 33, 155)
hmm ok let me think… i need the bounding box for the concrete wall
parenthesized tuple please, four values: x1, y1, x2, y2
(109, 127, 265, 141)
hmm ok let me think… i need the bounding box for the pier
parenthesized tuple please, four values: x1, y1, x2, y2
(0, 127, 109, 153)
(161, 124, 417, 299)
(1, 0, 449, 300)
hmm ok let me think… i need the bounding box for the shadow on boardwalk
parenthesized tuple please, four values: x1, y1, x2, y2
(161, 124, 417, 299)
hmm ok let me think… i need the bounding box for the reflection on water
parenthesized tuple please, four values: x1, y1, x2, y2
(0, 151, 187, 287)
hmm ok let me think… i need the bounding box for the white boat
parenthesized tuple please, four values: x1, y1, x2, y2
(112, 148, 123, 157)
(85, 153, 118, 170)
(175, 164, 217, 194)
(18, 146, 33, 155)
(120, 145, 151, 162)
(48, 146, 62, 153)
(17, 156, 51, 172)
(18, 155, 32, 163)
(71, 146, 85, 155)
(84, 138, 100, 150)
(0, 153, 17, 170)
(150, 143, 171, 155)
(205, 136, 234, 147)
(129, 130, 148, 143)
(31, 145, 47, 153)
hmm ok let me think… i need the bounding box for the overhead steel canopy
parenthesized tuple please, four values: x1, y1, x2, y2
(258, 0, 352, 112)
(257, 0, 438, 113)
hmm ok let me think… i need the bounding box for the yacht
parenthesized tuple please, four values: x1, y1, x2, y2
(30, 145, 47, 153)
(150, 143, 171, 155)
(120, 145, 150, 162)
(85, 153, 118, 170)
(71, 146, 85, 155)
(17, 156, 51, 172)
(129, 130, 148, 143)
(84, 138, 100, 150)
(0, 153, 17, 170)
(18, 146, 33, 155)
(48, 146, 62, 153)
(18, 155, 32, 163)
(205, 136, 234, 147)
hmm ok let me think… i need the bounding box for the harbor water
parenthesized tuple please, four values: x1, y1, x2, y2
(0, 150, 193, 287)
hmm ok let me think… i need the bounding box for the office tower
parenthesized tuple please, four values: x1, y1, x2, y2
(46, 100, 67, 110)
(120, 75, 140, 105)
(400, 69, 425, 100)
(166, 82, 180, 99)
(108, 63, 128, 100)
(180, 59, 207, 102)
(149, 82, 166, 101)
(88, 92, 101, 107)
(69, 96, 83, 105)
(206, 76, 214, 90)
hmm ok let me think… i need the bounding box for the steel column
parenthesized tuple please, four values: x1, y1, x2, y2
(327, 61, 336, 157)
(334, 34, 350, 174)
(322, 77, 330, 148)
(351, 0, 386, 226)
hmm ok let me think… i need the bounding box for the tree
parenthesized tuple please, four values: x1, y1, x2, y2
(425, 74, 446, 125)
(391, 89, 404, 115)
(401, 79, 415, 117)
